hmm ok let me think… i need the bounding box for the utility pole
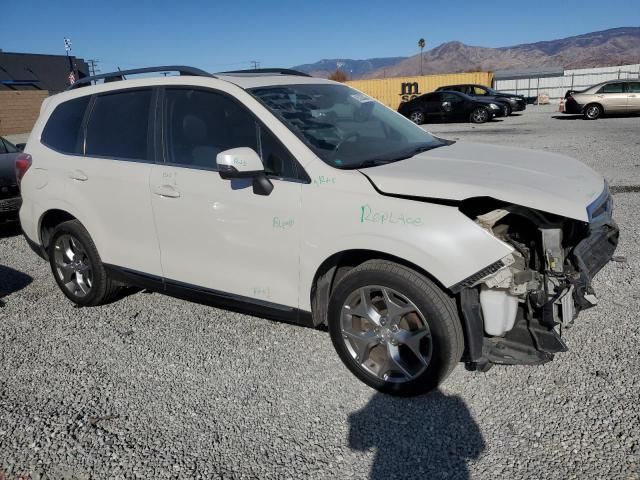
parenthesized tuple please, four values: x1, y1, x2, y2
(87, 59, 100, 77)
(250, 60, 260, 69)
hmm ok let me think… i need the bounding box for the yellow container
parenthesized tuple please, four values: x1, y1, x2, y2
(346, 72, 494, 111)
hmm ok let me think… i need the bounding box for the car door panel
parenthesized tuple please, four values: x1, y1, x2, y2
(597, 83, 628, 112)
(627, 82, 640, 112)
(66, 88, 162, 276)
(150, 87, 301, 308)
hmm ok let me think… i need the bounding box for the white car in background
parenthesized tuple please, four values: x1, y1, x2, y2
(18, 66, 618, 396)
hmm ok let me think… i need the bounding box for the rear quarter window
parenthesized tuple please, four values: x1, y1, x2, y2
(41, 96, 91, 154)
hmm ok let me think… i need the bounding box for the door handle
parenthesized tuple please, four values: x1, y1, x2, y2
(153, 184, 181, 198)
(69, 170, 88, 181)
(630, 94, 637, 98)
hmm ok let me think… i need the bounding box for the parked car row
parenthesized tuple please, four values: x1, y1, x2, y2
(398, 84, 527, 125)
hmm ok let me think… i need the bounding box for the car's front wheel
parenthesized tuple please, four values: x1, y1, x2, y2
(470, 107, 490, 123)
(48, 220, 120, 307)
(327, 260, 463, 396)
(409, 110, 425, 124)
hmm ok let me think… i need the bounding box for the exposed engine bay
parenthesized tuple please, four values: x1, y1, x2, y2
(455, 191, 619, 371)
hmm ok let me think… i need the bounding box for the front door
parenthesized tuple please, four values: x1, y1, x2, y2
(149, 87, 302, 309)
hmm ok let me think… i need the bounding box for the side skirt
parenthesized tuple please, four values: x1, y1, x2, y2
(103, 264, 314, 328)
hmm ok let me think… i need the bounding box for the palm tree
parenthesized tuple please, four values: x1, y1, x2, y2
(418, 38, 426, 75)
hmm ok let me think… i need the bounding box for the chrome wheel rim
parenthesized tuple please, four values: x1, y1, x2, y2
(409, 112, 423, 124)
(472, 109, 488, 122)
(340, 285, 432, 383)
(503, 106, 509, 116)
(586, 106, 599, 118)
(53, 234, 93, 298)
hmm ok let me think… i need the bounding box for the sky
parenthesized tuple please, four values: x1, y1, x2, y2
(1, 0, 639, 74)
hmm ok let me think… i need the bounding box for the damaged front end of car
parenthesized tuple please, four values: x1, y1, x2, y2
(452, 186, 619, 372)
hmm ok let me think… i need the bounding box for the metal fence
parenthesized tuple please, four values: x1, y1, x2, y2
(493, 64, 640, 101)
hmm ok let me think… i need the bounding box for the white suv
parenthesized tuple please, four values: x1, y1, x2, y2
(19, 66, 618, 396)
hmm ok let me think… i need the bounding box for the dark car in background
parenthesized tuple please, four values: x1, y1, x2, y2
(436, 84, 527, 115)
(398, 90, 505, 124)
(0, 136, 22, 223)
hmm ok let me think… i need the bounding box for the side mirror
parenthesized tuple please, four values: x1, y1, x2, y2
(442, 101, 452, 112)
(216, 147, 273, 196)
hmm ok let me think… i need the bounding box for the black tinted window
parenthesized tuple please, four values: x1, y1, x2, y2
(164, 89, 259, 169)
(0, 139, 6, 154)
(86, 89, 151, 161)
(599, 83, 625, 94)
(259, 127, 297, 178)
(41, 96, 90, 154)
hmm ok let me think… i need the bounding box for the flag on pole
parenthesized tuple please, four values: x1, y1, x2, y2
(64, 37, 76, 85)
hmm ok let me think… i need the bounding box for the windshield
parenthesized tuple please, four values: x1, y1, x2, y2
(250, 84, 446, 169)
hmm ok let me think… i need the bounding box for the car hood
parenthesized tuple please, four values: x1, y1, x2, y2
(359, 141, 604, 222)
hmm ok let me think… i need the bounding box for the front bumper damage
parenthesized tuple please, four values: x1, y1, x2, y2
(458, 195, 619, 371)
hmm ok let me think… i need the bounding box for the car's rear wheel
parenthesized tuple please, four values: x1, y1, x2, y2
(327, 260, 463, 396)
(409, 110, 425, 124)
(470, 107, 490, 123)
(584, 103, 602, 120)
(48, 220, 120, 307)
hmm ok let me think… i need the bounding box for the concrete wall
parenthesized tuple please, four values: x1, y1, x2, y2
(346, 72, 494, 111)
(0, 90, 49, 136)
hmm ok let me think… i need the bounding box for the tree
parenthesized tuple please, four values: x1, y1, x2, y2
(418, 38, 426, 75)
(329, 69, 348, 82)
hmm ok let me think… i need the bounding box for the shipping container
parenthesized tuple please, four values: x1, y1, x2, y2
(346, 72, 494, 111)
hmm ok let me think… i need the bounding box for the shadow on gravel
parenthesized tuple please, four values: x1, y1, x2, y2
(349, 390, 484, 479)
(0, 221, 21, 239)
(0, 264, 33, 307)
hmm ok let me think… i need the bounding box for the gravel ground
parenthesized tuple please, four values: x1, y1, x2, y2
(1, 106, 639, 479)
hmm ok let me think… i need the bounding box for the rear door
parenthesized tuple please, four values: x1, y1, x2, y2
(64, 88, 162, 276)
(418, 93, 445, 120)
(627, 82, 640, 112)
(596, 82, 628, 112)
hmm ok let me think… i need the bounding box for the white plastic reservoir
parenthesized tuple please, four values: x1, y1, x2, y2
(480, 286, 519, 336)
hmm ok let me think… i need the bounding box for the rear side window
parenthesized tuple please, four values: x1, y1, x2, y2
(86, 89, 152, 161)
(41, 96, 90, 154)
(628, 82, 640, 93)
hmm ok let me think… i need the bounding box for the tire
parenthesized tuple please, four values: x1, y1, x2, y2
(503, 104, 512, 116)
(584, 103, 602, 120)
(409, 110, 425, 125)
(327, 260, 464, 396)
(48, 220, 120, 307)
(470, 107, 490, 124)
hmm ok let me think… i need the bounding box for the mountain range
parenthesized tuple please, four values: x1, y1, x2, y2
(292, 27, 640, 79)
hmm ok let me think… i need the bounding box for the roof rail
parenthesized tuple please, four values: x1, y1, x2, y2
(67, 65, 214, 90)
(219, 68, 311, 77)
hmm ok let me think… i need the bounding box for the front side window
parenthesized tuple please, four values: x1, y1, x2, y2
(41, 96, 90, 154)
(251, 84, 445, 169)
(163, 88, 298, 178)
(441, 92, 464, 103)
(473, 86, 488, 95)
(598, 83, 625, 94)
(86, 89, 152, 161)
